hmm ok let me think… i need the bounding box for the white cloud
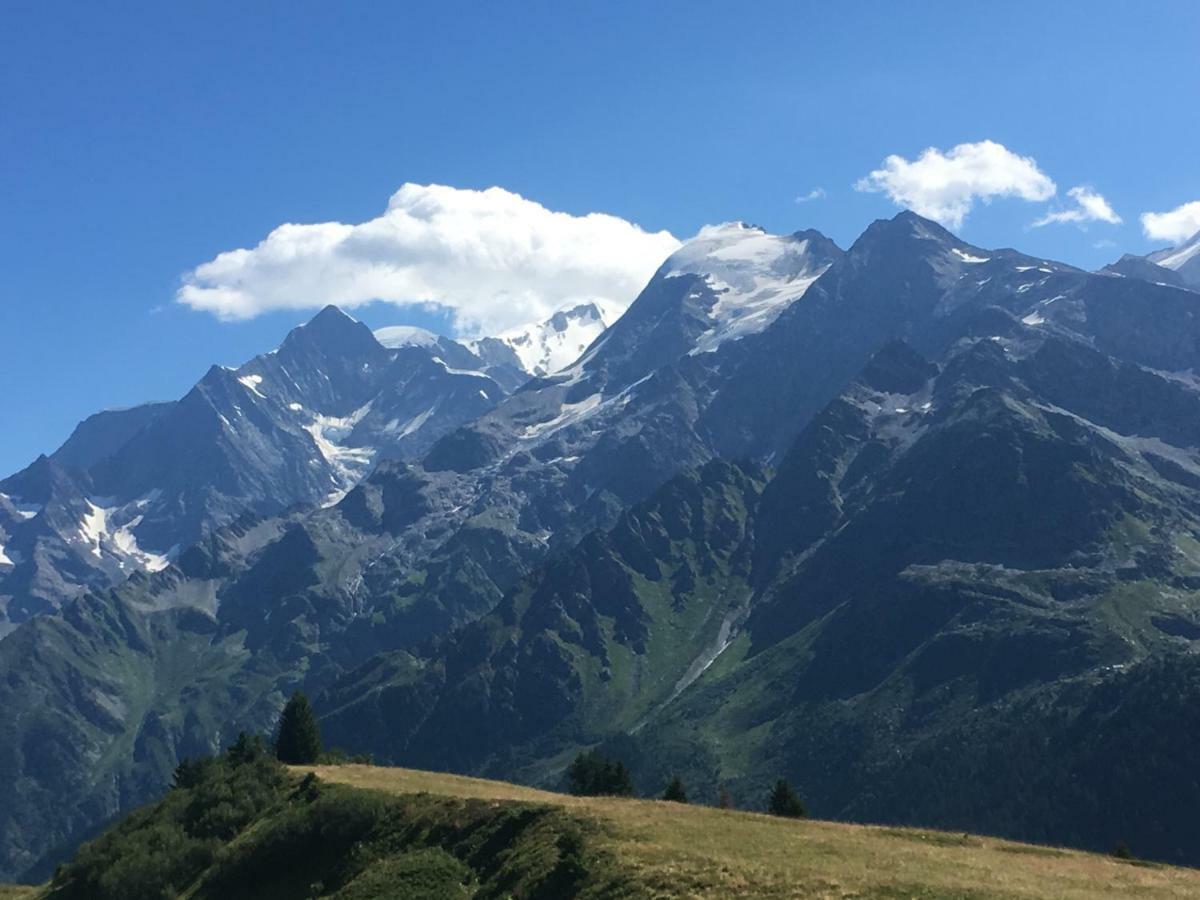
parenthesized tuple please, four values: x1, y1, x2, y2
(178, 183, 681, 335)
(1141, 200, 1200, 245)
(1032, 186, 1122, 228)
(794, 187, 826, 204)
(855, 140, 1056, 229)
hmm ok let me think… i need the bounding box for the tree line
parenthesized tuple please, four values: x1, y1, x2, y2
(567, 749, 807, 818)
(198, 693, 809, 818)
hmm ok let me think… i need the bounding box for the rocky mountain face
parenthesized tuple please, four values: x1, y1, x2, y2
(0, 307, 510, 634)
(320, 332, 1200, 864)
(1103, 229, 1200, 291)
(7, 212, 1200, 879)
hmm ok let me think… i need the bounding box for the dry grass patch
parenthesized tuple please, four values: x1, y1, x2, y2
(301, 764, 1200, 899)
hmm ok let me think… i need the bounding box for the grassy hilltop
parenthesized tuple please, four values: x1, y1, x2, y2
(306, 765, 1200, 899)
(20, 751, 1200, 899)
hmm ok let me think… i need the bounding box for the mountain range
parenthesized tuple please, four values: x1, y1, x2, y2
(5, 213, 1200, 880)
(1102, 228, 1200, 291)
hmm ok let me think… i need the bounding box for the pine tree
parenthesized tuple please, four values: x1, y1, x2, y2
(274, 691, 322, 764)
(610, 761, 635, 797)
(767, 779, 807, 818)
(662, 775, 688, 803)
(227, 731, 268, 766)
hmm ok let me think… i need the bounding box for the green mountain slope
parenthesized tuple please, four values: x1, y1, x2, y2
(319, 335, 1200, 864)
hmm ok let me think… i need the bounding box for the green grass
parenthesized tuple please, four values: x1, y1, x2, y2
(303, 764, 1200, 899)
(22, 756, 1200, 899)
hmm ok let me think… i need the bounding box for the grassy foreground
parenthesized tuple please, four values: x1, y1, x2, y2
(304, 764, 1200, 899)
(17, 755, 1200, 899)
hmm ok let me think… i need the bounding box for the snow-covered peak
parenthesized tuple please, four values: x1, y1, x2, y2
(472, 301, 618, 377)
(665, 223, 840, 353)
(1149, 230, 1200, 272)
(374, 325, 441, 349)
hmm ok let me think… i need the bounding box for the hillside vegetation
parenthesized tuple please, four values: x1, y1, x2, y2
(27, 752, 1200, 899)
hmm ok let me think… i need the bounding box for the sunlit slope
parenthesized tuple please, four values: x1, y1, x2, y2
(304, 764, 1200, 899)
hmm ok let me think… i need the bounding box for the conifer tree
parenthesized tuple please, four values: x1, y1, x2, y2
(767, 778, 807, 818)
(274, 691, 322, 764)
(663, 775, 688, 803)
(567, 750, 635, 796)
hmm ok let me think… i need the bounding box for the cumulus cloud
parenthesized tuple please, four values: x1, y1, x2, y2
(1141, 200, 1200, 245)
(794, 187, 826, 204)
(1031, 186, 1122, 228)
(178, 183, 681, 335)
(855, 140, 1056, 229)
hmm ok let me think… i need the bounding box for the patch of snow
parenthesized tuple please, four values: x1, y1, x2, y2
(386, 406, 436, 439)
(1150, 235, 1200, 271)
(80, 501, 110, 558)
(76, 494, 171, 571)
(0, 541, 13, 567)
(472, 301, 617, 377)
(431, 357, 490, 379)
(952, 248, 990, 263)
(0, 493, 41, 520)
(288, 402, 304, 412)
(521, 393, 603, 439)
(237, 374, 266, 398)
(303, 403, 376, 501)
(665, 223, 832, 355)
(478, 390, 489, 400)
(374, 325, 441, 349)
(1022, 311, 1046, 326)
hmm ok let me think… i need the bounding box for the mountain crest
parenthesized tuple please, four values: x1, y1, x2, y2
(280, 304, 384, 360)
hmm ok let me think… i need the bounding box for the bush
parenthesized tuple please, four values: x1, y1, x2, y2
(50, 741, 288, 900)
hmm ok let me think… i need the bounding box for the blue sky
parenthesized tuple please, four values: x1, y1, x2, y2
(2, 0, 1198, 475)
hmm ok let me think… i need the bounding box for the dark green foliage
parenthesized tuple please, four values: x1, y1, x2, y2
(718, 786, 733, 810)
(274, 692, 322, 764)
(567, 751, 635, 797)
(49, 744, 288, 900)
(1113, 841, 1134, 861)
(50, 760, 615, 900)
(662, 776, 688, 803)
(228, 731, 269, 766)
(768, 780, 807, 818)
(317, 746, 374, 765)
